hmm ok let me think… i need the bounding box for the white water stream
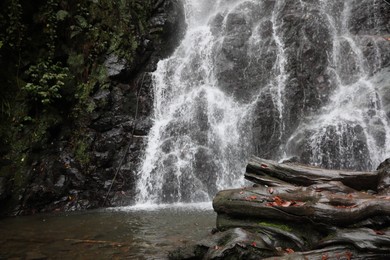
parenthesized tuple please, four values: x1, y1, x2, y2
(136, 0, 390, 204)
(285, 0, 390, 170)
(136, 0, 253, 204)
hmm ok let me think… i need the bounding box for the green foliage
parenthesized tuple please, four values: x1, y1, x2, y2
(1, 97, 11, 117)
(258, 222, 293, 232)
(23, 62, 70, 105)
(0, 0, 156, 189)
(2, 0, 24, 49)
(56, 10, 69, 21)
(74, 138, 91, 166)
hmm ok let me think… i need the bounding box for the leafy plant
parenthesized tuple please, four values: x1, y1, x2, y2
(23, 61, 70, 105)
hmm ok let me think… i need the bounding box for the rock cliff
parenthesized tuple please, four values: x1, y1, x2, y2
(0, 0, 185, 215)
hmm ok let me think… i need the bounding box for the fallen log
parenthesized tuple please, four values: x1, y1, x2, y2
(184, 156, 390, 260)
(214, 185, 390, 227)
(245, 156, 380, 191)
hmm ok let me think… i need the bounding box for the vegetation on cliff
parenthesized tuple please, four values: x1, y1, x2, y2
(0, 0, 164, 214)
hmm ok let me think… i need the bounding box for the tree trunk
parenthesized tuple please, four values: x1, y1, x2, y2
(190, 156, 390, 260)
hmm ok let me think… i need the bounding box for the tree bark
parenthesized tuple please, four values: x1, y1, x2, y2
(195, 156, 390, 259)
(245, 156, 379, 190)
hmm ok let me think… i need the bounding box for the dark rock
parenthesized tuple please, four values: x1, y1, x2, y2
(54, 175, 65, 188)
(291, 124, 372, 171)
(194, 228, 278, 259)
(0, 0, 187, 216)
(115, 0, 186, 81)
(105, 55, 126, 77)
(377, 158, 390, 194)
(349, 0, 390, 35)
(0, 176, 7, 201)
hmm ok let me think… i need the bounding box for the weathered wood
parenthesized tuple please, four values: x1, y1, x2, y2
(246, 156, 379, 190)
(262, 246, 390, 260)
(213, 185, 390, 226)
(189, 227, 390, 260)
(196, 156, 390, 260)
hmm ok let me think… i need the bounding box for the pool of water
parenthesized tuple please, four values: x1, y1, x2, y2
(0, 203, 216, 259)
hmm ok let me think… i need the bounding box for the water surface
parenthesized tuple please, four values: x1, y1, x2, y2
(0, 203, 215, 259)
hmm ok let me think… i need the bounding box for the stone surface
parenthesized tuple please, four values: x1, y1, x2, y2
(207, 0, 390, 169)
(0, 177, 6, 201)
(0, 0, 186, 216)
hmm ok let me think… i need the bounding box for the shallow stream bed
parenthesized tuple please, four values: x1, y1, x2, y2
(0, 203, 215, 259)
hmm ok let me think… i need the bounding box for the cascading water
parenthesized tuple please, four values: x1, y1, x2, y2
(136, 0, 254, 204)
(136, 0, 390, 204)
(285, 0, 390, 170)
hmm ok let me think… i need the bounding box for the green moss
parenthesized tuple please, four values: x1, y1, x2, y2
(0, 0, 158, 213)
(258, 221, 293, 232)
(74, 138, 91, 167)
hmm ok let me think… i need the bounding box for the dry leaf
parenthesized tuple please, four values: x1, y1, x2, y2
(374, 230, 385, 235)
(285, 248, 294, 254)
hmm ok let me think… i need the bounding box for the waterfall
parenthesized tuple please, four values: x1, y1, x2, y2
(136, 0, 253, 204)
(285, 0, 390, 170)
(136, 0, 390, 204)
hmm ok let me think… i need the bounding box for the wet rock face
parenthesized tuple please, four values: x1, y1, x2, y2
(115, 0, 186, 80)
(0, 177, 7, 201)
(2, 0, 186, 215)
(349, 0, 390, 35)
(377, 158, 390, 194)
(134, 0, 390, 205)
(209, 0, 390, 170)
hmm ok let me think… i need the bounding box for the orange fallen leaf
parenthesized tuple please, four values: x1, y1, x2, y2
(322, 253, 328, 260)
(374, 230, 385, 235)
(345, 251, 352, 260)
(245, 195, 257, 201)
(293, 201, 306, 207)
(266, 196, 299, 208)
(285, 248, 294, 254)
(274, 196, 283, 206)
(213, 245, 220, 250)
(261, 164, 268, 168)
(251, 241, 257, 247)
